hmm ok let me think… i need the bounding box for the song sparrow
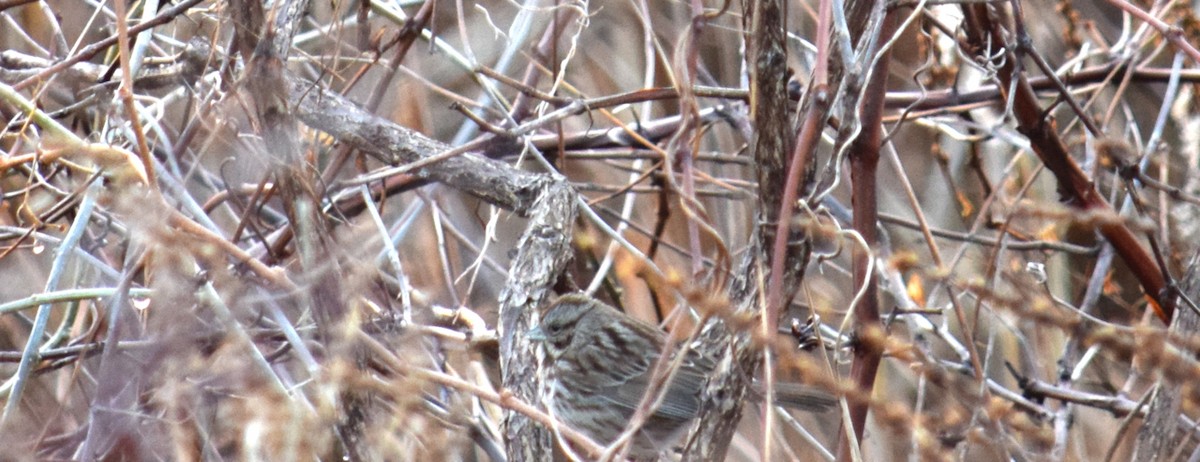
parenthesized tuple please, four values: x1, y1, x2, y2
(527, 293, 715, 458)
(529, 294, 834, 458)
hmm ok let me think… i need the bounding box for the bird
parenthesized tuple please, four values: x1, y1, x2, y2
(527, 293, 706, 459)
(527, 293, 834, 459)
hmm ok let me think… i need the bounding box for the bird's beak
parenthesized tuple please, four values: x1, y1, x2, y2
(527, 326, 546, 342)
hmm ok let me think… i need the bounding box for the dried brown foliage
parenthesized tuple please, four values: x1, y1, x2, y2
(2, 0, 1200, 461)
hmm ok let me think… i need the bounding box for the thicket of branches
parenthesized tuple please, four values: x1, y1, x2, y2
(2, 0, 1200, 460)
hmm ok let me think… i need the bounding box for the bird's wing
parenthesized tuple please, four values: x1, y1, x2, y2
(599, 352, 705, 422)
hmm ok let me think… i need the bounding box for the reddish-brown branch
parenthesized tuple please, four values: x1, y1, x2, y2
(837, 6, 898, 460)
(767, 89, 827, 335)
(360, 0, 435, 112)
(964, 4, 1173, 322)
(1104, 0, 1200, 64)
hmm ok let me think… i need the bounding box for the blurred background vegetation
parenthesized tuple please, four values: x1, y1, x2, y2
(2, 0, 1200, 460)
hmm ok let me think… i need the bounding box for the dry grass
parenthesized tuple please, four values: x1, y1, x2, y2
(2, 0, 1200, 460)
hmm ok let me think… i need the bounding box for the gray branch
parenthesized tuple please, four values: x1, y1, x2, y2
(1132, 249, 1200, 461)
(288, 79, 549, 215)
(287, 75, 574, 460)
